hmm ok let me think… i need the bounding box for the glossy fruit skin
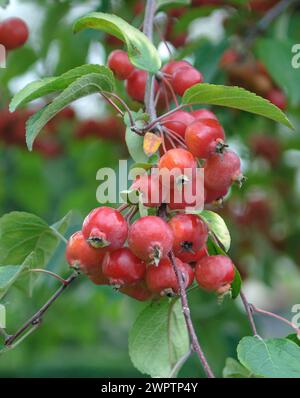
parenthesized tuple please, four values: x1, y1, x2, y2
(108, 50, 134, 80)
(204, 150, 241, 193)
(126, 69, 147, 102)
(161, 110, 195, 139)
(119, 281, 154, 301)
(266, 88, 287, 110)
(82, 207, 128, 250)
(204, 186, 228, 204)
(0, 18, 29, 50)
(172, 67, 204, 96)
(185, 119, 225, 159)
(161, 60, 191, 76)
(65, 231, 106, 276)
(146, 257, 194, 295)
(128, 216, 174, 263)
(177, 246, 208, 264)
(195, 255, 235, 291)
(168, 214, 208, 258)
(130, 174, 163, 207)
(158, 148, 197, 176)
(191, 109, 218, 121)
(102, 248, 146, 285)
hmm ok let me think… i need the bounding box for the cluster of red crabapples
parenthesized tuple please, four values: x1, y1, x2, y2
(0, 17, 29, 51)
(66, 207, 235, 301)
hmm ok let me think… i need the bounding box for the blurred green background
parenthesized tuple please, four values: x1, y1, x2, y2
(0, 0, 300, 377)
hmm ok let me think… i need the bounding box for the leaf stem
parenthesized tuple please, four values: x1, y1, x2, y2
(50, 226, 68, 245)
(251, 303, 300, 336)
(240, 290, 258, 336)
(31, 269, 69, 285)
(4, 272, 78, 347)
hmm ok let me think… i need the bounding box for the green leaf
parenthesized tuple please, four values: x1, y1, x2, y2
(73, 12, 161, 73)
(0, 253, 36, 300)
(231, 266, 242, 299)
(206, 236, 226, 256)
(237, 336, 300, 378)
(256, 38, 300, 107)
(124, 111, 149, 163)
(0, 0, 9, 8)
(129, 298, 189, 377)
(125, 128, 148, 163)
(223, 357, 252, 378)
(183, 83, 293, 129)
(156, 0, 190, 10)
(25, 70, 114, 150)
(10, 64, 107, 112)
(286, 334, 300, 347)
(200, 210, 231, 252)
(0, 212, 72, 268)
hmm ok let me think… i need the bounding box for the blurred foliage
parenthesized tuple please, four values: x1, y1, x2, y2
(0, 0, 300, 378)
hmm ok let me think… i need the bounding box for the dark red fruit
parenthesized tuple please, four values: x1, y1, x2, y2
(108, 50, 134, 80)
(195, 255, 235, 291)
(146, 257, 194, 295)
(172, 67, 203, 96)
(204, 186, 229, 204)
(161, 110, 195, 139)
(204, 150, 242, 193)
(66, 231, 106, 278)
(126, 69, 147, 102)
(266, 88, 287, 110)
(0, 17, 29, 50)
(130, 174, 163, 207)
(185, 118, 225, 159)
(177, 246, 208, 264)
(128, 216, 174, 264)
(161, 60, 191, 76)
(168, 214, 208, 258)
(102, 247, 146, 286)
(82, 207, 128, 250)
(191, 109, 218, 121)
(119, 281, 154, 301)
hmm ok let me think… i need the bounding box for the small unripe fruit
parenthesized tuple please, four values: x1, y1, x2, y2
(195, 255, 235, 291)
(146, 257, 194, 295)
(172, 67, 204, 96)
(102, 248, 146, 286)
(66, 231, 106, 276)
(128, 216, 174, 264)
(82, 206, 128, 250)
(168, 214, 208, 258)
(185, 119, 225, 159)
(108, 50, 134, 80)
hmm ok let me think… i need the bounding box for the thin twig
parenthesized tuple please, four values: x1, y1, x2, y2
(251, 304, 300, 336)
(168, 347, 192, 378)
(100, 92, 124, 116)
(245, 0, 298, 47)
(168, 251, 215, 378)
(50, 226, 68, 245)
(5, 272, 79, 347)
(240, 290, 258, 336)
